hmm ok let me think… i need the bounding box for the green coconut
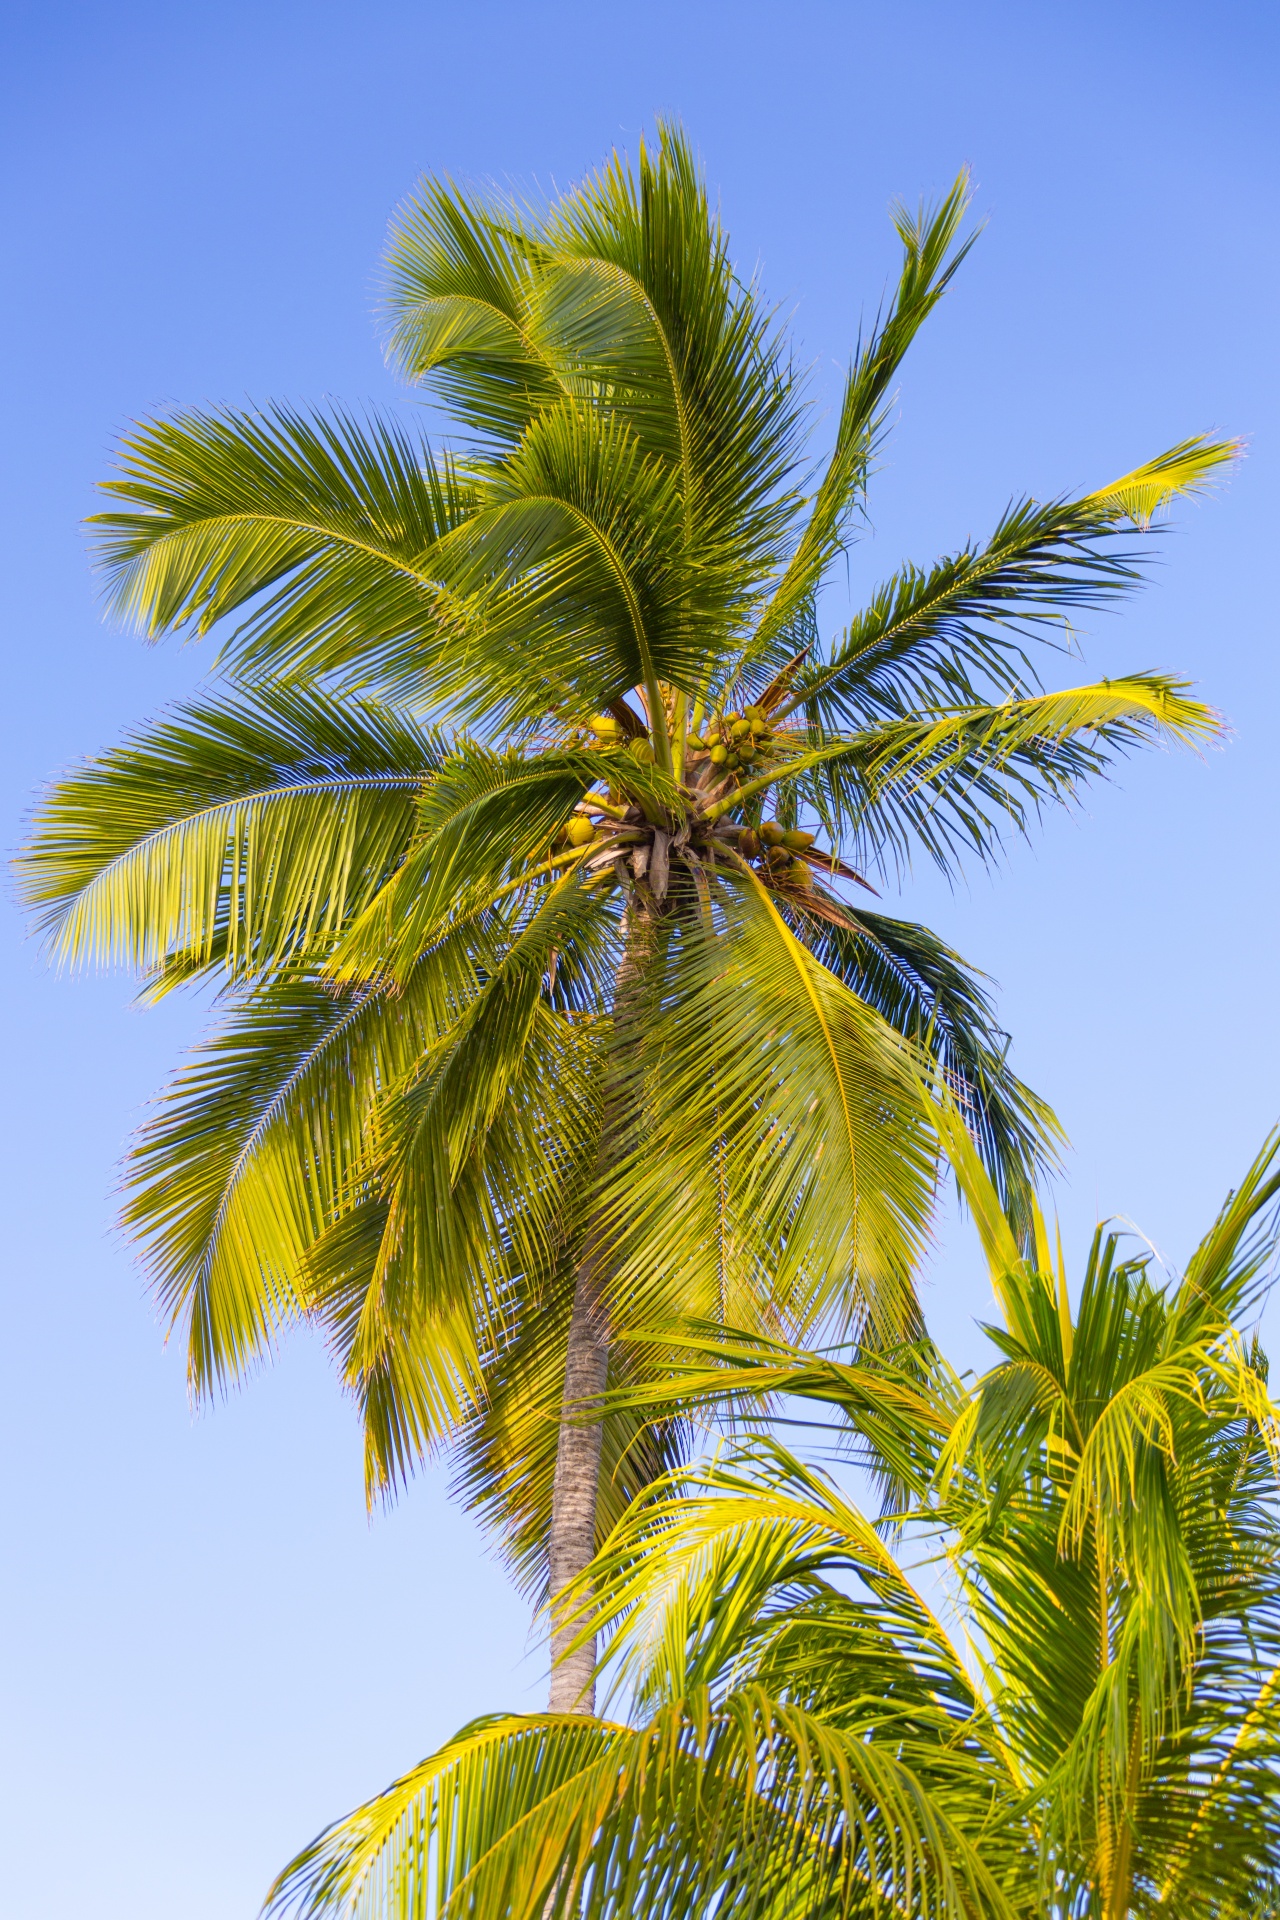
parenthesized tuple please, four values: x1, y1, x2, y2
(760, 821, 787, 847)
(781, 828, 816, 852)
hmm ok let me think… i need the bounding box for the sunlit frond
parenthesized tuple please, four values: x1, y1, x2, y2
(19, 684, 440, 976)
(747, 173, 977, 668)
(596, 865, 938, 1355)
(266, 1694, 1013, 1920)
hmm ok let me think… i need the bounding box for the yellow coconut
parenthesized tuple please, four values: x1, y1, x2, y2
(565, 817, 596, 847)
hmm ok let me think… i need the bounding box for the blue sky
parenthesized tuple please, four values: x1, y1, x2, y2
(2, 4, 1277, 1914)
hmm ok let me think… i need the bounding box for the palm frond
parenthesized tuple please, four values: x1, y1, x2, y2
(19, 684, 440, 976)
(785, 904, 1059, 1231)
(747, 173, 977, 667)
(801, 673, 1220, 879)
(596, 865, 938, 1357)
(90, 404, 479, 698)
(266, 1693, 1013, 1920)
(777, 436, 1237, 735)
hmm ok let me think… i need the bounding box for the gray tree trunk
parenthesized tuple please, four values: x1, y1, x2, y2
(546, 1253, 610, 1712)
(545, 898, 654, 1713)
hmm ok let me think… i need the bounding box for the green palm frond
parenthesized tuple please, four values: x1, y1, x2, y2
(324, 1128, 1277, 1920)
(17, 684, 441, 975)
(785, 672, 1219, 880)
(784, 904, 1060, 1229)
(329, 739, 671, 984)
(314, 877, 613, 1495)
(596, 867, 938, 1355)
(382, 176, 565, 443)
(782, 439, 1237, 730)
(567, 1440, 974, 1718)
(266, 1692, 1014, 1920)
(125, 972, 400, 1391)
(748, 173, 977, 667)
(92, 404, 475, 697)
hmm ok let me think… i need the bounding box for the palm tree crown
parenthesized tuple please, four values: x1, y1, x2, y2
(19, 127, 1234, 1709)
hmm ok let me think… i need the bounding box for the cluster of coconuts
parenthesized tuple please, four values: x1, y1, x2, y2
(585, 714, 656, 762)
(739, 819, 816, 887)
(690, 705, 774, 774)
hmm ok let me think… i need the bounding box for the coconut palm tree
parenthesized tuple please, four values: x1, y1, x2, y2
(267, 1124, 1280, 1920)
(19, 127, 1232, 1710)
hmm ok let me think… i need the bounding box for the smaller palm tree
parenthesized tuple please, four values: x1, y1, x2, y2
(267, 1121, 1280, 1920)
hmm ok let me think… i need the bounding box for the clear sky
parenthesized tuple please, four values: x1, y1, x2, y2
(2, 4, 1277, 1914)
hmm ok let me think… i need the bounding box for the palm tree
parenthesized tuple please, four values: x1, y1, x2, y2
(268, 1123, 1280, 1920)
(19, 128, 1232, 1710)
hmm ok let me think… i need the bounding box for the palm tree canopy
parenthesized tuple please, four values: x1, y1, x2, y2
(19, 127, 1235, 1588)
(269, 1127, 1280, 1920)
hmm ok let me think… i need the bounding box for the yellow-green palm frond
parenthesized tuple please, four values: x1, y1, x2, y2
(18, 684, 441, 977)
(266, 1692, 1014, 1920)
(595, 867, 938, 1358)
(91, 404, 475, 697)
(778, 672, 1220, 882)
(748, 172, 978, 668)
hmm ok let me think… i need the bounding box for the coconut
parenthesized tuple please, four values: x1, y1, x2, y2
(590, 714, 622, 739)
(629, 738, 655, 763)
(738, 828, 761, 858)
(781, 828, 816, 852)
(760, 821, 787, 847)
(710, 744, 729, 765)
(789, 859, 812, 887)
(727, 753, 741, 771)
(565, 817, 597, 847)
(731, 717, 752, 738)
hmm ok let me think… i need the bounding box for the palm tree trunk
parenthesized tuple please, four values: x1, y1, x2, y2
(546, 1250, 610, 1712)
(545, 896, 655, 1712)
